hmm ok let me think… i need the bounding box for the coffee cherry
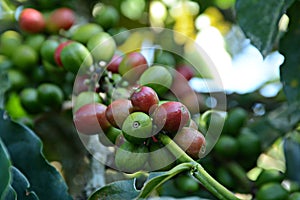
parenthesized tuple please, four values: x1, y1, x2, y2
(216, 168, 235, 189)
(118, 52, 148, 82)
(223, 107, 248, 135)
(98, 126, 122, 147)
(87, 32, 116, 62)
(289, 192, 300, 200)
(12, 45, 38, 71)
(60, 41, 93, 74)
(170, 69, 194, 98)
(71, 23, 103, 44)
(19, 8, 45, 33)
(187, 119, 198, 130)
(256, 169, 285, 187)
(152, 101, 190, 135)
(94, 5, 119, 30)
(237, 128, 261, 157)
(130, 86, 159, 114)
(148, 143, 176, 171)
(214, 135, 239, 158)
(0, 30, 22, 57)
(74, 103, 111, 135)
(54, 41, 73, 67)
(37, 83, 64, 109)
(107, 54, 123, 73)
(122, 112, 153, 144)
(40, 38, 60, 65)
(24, 34, 45, 52)
(20, 88, 42, 114)
(140, 65, 173, 96)
(47, 7, 75, 32)
(256, 182, 288, 200)
(73, 91, 102, 112)
(154, 51, 176, 67)
(105, 99, 134, 128)
(114, 141, 148, 173)
(175, 174, 200, 193)
(176, 64, 195, 81)
(173, 127, 206, 159)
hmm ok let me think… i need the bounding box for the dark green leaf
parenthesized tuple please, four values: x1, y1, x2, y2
(0, 110, 72, 200)
(3, 186, 17, 200)
(0, 69, 10, 109)
(279, 2, 300, 104)
(88, 179, 139, 200)
(0, 138, 11, 200)
(284, 132, 300, 184)
(267, 102, 300, 132)
(33, 111, 89, 196)
(236, 0, 295, 57)
(137, 162, 193, 199)
(248, 117, 283, 150)
(10, 167, 39, 200)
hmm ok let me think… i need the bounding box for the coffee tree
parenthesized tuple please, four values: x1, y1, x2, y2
(0, 0, 299, 200)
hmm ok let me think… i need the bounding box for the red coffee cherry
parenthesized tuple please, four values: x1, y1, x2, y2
(130, 86, 159, 114)
(152, 101, 190, 135)
(74, 103, 111, 135)
(19, 8, 46, 33)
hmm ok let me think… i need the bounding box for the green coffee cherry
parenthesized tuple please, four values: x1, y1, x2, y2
(256, 169, 285, 187)
(60, 42, 93, 74)
(71, 23, 103, 44)
(98, 126, 122, 147)
(216, 168, 235, 189)
(256, 182, 288, 200)
(140, 65, 173, 96)
(122, 112, 153, 144)
(289, 192, 300, 200)
(87, 32, 116, 62)
(148, 143, 175, 171)
(0, 30, 22, 57)
(175, 175, 200, 193)
(223, 107, 248, 135)
(7, 69, 28, 91)
(12, 45, 38, 71)
(73, 91, 102, 113)
(24, 34, 46, 52)
(20, 88, 43, 114)
(114, 141, 148, 173)
(37, 83, 64, 109)
(214, 135, 239, 158)
(237, 128, 261, 157)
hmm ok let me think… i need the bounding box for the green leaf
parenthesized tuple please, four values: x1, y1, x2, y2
(89, 163, 193, 200)
(137, 162, 193, 199)
(284, 132, 300, 184)
(4, 93, 27, 119)
(0, 110, 72, 200)
(88, 179, 139, 200)
(279, 2, 300, 104)
(0, 138, 11, 200)
(10, 167, 39, 200)
(235, 0, 295, 57)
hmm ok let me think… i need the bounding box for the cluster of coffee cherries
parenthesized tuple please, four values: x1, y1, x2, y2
(73, 52, 206, 173)
(0, 3, 124, 118)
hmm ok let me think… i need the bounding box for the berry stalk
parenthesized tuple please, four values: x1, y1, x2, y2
(0, 0, 15, 21)
(159, 134, 240, 200)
